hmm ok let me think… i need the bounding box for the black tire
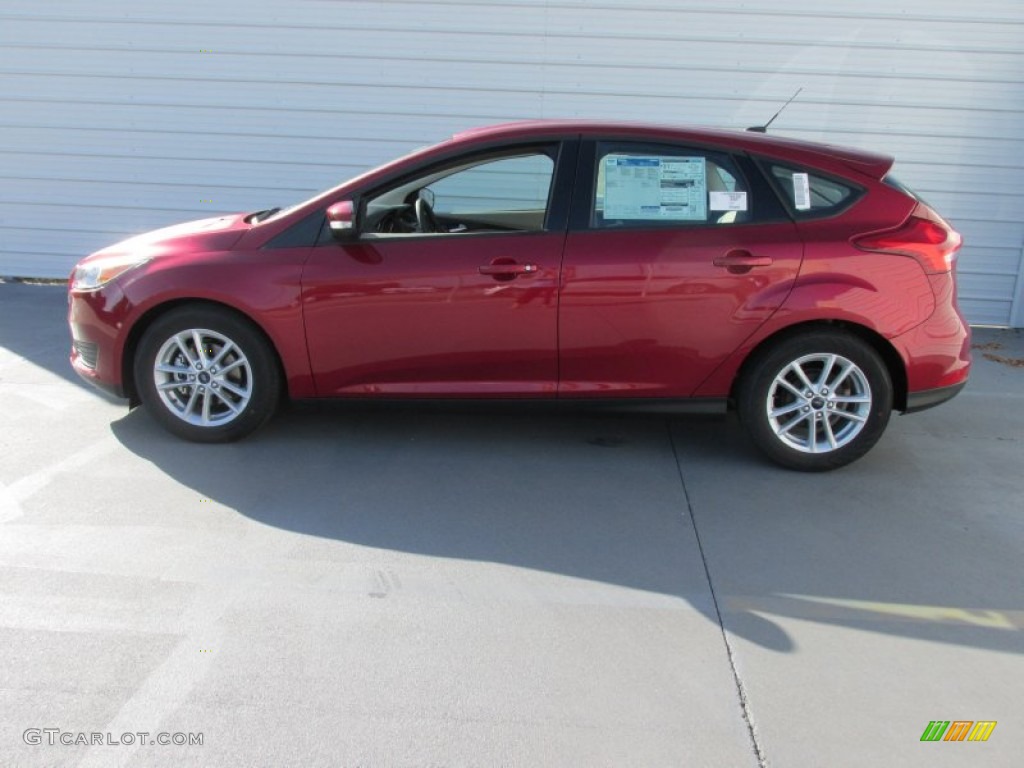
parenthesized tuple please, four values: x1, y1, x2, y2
(134, 306, 282, 442)
(737, 331, 893, 471)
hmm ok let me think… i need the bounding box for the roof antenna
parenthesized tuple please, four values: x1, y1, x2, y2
(747, 88, 803, 133)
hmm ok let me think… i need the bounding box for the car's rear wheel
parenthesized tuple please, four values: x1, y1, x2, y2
(738, 331, 893, 471)
(134, 306, 281, 442)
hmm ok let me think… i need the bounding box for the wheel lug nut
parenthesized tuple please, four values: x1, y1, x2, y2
(803, 406, 810, 412)
(189, 374, 196, 381)
(822, 388, 829, 395)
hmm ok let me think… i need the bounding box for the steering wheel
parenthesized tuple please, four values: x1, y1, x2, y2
(414, 196, 442, 233)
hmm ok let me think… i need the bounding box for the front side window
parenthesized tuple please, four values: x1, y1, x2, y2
(593, 143, 751, 228)
(363, 149, 556, 236)
(430, 154, 554, 215)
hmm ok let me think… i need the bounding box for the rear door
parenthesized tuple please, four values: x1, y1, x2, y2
(559, 139, 803, 398)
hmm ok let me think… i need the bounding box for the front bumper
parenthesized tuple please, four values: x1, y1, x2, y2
(68, 284, 130, 400)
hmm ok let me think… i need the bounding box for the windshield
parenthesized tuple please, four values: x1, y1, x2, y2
(250, 141, 452, 226)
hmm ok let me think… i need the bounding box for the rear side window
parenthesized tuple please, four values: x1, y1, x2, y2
(592, 142, 752, 228)
(768, 164, 860, 216)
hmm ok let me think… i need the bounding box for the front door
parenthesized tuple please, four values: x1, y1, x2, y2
(302, 143, 573, 397)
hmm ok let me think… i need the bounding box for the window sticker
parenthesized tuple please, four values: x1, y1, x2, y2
(603, 156, 707, 221)
(792, 172, 811, 210)
(709, 190, 748, 212)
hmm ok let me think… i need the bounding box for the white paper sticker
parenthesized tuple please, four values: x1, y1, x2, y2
(792, 172, 811, 210)
(709, 190, 748, 212)
(603, 156, 707, 221)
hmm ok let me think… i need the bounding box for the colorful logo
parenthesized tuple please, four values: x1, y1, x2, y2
(920, 721, 996, 742)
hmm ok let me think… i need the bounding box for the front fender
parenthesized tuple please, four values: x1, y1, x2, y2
(118, 253, 316, 399)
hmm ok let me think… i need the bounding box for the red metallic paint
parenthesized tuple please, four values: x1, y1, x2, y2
(559, 221, 803, 397)
(892, 272, 971, 392)
(301, 232, 563, 397)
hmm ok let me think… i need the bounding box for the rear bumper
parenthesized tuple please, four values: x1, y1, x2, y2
(892, 270, 971, 409)
(904, 381, 967, 413)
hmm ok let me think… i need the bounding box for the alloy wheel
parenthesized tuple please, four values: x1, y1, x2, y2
(152, 328, 252, 427)
(765, 353, 872, 454)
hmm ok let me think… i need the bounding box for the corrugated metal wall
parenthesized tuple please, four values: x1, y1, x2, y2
(1, 0, 1022, 325)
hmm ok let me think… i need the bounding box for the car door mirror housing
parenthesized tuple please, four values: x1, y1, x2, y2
(326, 201, 358, 241)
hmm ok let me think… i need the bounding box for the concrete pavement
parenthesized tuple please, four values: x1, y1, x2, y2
(1, 281, 1021, 766)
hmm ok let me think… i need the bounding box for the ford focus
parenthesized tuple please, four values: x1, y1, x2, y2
(68, 120, 970, 470)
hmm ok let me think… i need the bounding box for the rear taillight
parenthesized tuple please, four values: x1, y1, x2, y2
(852, 203, 962, 273)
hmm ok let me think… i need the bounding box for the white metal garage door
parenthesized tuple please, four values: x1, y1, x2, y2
(1, 0, 1022, 325)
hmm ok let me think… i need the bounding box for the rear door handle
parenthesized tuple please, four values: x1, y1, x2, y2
(713, 250, 773, 272)
(479, 261, 538, 277)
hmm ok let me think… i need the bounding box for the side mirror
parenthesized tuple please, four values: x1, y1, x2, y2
(326, 200, 357, 241)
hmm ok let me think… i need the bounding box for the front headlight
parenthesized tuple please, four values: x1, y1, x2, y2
(71, 254, 150, 291)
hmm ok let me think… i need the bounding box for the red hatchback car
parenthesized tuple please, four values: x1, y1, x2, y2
(68, 120, 970, 470)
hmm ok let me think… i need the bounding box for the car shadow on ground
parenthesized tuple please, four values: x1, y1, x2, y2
(110, 399, 1024, 657)
(111, 401, 739, 597)
(113, 400, 798, 650)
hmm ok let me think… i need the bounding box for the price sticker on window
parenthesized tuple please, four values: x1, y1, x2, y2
(792, 172, 811, 210)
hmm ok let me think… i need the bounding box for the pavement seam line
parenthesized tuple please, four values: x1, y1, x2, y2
(667, 422, 767, 768)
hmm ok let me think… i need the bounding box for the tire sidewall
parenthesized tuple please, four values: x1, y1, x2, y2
(134, 307, 281, 442)
(738, 332, 893, 471)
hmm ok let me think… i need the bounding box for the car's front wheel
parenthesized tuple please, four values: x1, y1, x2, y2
(134, 306, 281, 442)
(737, 331, 893, 471)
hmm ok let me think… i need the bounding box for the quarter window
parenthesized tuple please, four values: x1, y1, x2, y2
(593, 144, 751, 228)
(769, 164, 859, 215)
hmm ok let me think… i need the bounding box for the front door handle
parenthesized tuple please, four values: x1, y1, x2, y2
(479, 259, 538, 280)
(713, 250, 773, 273)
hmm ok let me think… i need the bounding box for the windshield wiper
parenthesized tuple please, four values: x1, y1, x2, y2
(248, 207, 281, 224)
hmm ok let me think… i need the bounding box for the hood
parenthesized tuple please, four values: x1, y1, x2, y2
(86, 213, 251, 262)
